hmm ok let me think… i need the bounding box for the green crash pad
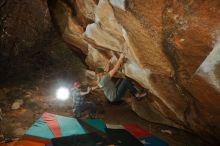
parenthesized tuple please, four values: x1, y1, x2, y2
(25, 113, 106, 140)
(25, 115, 87, 139)
(85, 119, 106, 133)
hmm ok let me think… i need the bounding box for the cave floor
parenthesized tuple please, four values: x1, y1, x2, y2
(0, 77, 208, 146)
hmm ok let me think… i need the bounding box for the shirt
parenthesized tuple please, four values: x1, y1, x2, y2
(99, 73, 117, 102)
(71, 88, 84, 108)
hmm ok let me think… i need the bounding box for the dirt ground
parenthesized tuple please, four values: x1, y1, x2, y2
(0, 76, 208, 146)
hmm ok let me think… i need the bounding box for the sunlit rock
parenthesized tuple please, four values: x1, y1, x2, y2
(110, 0, 126, 11)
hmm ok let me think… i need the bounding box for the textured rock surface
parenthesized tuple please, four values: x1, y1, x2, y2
(0, 0, 54, 82)
(49, 0, 220, 144)
(11, 99, 24, 110)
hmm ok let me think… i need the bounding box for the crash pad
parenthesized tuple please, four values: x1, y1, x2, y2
(85, 119, 106, 133)
(6, 140, 45, 146)
(106, 124, 168, 146)
(24, 113, 168, 146)
(25, 117, 54, 139)
(123, 124, 152, 138)
(25, 113, 86, 140)
(42, 112, 62, 137)
(51, 132, 109, 146)
(105, 128, 144, 146)
(24, 113, 107, 145)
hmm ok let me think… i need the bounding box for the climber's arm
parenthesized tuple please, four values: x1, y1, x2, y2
(80, 87, 91, 96)
(104, 57, 115, 72)
(104, 62, 110, 72)
(90, 85, 99, 91)
(109, 53, 124, 77)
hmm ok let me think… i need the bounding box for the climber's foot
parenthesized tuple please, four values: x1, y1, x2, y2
(135, 92, 147, 101)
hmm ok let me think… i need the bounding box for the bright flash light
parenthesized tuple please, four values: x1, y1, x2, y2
(56, 87, 70, 101)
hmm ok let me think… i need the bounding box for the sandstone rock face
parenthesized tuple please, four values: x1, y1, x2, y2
(48, 0, 98, 55)
(49, 0, 220, 144)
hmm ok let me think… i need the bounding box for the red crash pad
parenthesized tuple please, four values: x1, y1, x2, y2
(42, 112, 62, 137)
(123, 124, 152, 138)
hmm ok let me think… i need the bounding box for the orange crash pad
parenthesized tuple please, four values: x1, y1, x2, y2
(5, 140, 45, 146)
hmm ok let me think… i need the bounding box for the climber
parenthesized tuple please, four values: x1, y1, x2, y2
(91, 53, 147, 103)
(71, 81, 96, 118)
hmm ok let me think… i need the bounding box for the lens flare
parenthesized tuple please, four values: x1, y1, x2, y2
(56, 87, 70, 100)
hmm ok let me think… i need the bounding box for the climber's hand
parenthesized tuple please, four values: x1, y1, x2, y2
(119, 53, 125, 60)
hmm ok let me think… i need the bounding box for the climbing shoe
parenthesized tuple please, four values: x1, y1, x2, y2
(135, 92, 147, 101)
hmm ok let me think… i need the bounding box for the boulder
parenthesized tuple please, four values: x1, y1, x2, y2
(49, 0, 220, 144)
